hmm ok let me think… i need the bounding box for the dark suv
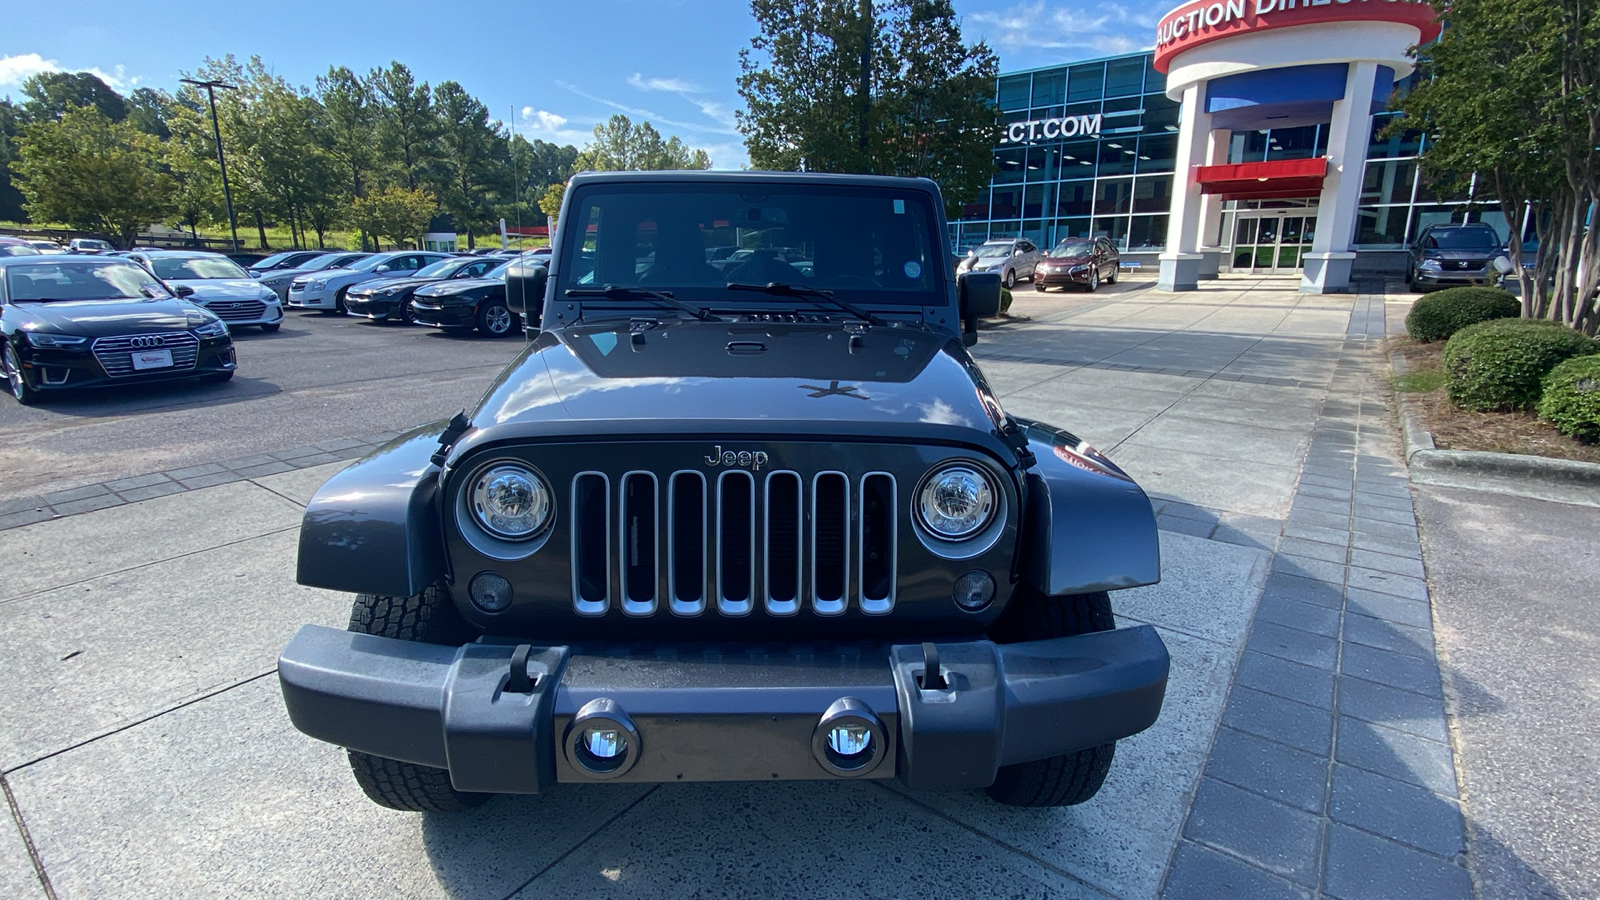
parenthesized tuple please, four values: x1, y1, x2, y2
(277, 171, 1169, 814)
(1406, 222, 1506, 291)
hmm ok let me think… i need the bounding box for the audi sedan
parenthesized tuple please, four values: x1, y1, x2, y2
(345, 256, 506, 323)
(0, 256, 236, 404)
(126, 250, 285, 331)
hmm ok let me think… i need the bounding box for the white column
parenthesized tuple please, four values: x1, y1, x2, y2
(1158, 84, 1210, 291)
(1197, 128, 1230, 278)
(1303, 61, 1379, 293)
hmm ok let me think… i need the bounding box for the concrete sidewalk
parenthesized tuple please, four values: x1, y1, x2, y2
(0, 275, 1486, 898)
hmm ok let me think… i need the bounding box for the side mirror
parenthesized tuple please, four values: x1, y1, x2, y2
(1492, 255, 1516, 276)
(375, 264, 391, 274)
(506, 264, 548, 317)
(170, 283, 196, 298)
(958, 270, 1002, 345)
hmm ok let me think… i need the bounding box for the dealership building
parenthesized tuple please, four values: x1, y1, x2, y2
(956, 0, 1494, 292)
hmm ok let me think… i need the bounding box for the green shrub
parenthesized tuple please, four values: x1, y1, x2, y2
(1405, 287, 1521, 342)
(999, 286, 1014, 315)
(1443, 318, 1600, 411)
(1538, 355, 1600, 443)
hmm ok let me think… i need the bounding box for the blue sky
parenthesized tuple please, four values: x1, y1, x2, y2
(1, 0, 1164, 169)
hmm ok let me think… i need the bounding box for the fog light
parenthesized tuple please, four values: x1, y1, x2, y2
(953, 570, 996, 612)
(564, 698, 641, 779)
(827, 724, 872, 758)
(581, 726, 626, 760)
(811, 697, 888, 777)
(469, 572, 513, 612)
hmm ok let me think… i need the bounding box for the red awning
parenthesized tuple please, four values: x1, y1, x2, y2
(1195, 158, 1328, 201)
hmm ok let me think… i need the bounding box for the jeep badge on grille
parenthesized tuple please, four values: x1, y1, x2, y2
(705, 445, 769, 471)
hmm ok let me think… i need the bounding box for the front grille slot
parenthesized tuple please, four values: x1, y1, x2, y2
(91, 333, 200, 378)
(207, 300, 267, 321)
(717, 471, 755, 616)
(764, 472, 802, 615)
(571, 472, 610, 615)
(668, 473, 706, 616)
(859, 473, 896, 614)
(811, 472, 849, 615)
(620, 472, 658, 616)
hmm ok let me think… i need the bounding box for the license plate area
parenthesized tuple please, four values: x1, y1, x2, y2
(131, 349, 173, 370)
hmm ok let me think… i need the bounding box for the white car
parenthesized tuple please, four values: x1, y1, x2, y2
(287, 251, 452, 314)
(27, 240, 65, 254)
(956, 238, 1043, 289)
(127, 250, 286, 332)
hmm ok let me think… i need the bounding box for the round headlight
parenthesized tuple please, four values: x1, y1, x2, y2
(470, 464, 552, 539)
(916, 465, 996, 540)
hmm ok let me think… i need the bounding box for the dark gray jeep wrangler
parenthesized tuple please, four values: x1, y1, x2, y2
(278, 171, 1168, 812)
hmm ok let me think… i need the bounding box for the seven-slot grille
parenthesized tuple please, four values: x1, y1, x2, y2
(91, 333, 200, 377)
(205, 300, 267, 321)
(569, 469, 897, 618)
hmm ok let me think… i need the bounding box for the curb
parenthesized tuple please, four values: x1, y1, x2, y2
(1388, 350, 1600, 486)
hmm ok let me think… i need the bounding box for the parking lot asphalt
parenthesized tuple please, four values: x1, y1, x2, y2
(0, 274, 1557, 898)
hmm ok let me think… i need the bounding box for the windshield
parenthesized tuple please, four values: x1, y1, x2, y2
(974, 243, 1012, 258)
(1425, 228, 1501, 251)
(301, 253, 361, 272)
(251, 251, 299, 269)
(1, 245, 41, 257)
(1050, 241, 1095, 258)
(149, 256, 248, 280)
(559, 183, 941, 307)
(3, 260, 168, 301)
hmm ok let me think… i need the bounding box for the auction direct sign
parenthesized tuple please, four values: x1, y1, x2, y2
(1000, 114, 1103, 145)
(1152, 0, 1442, 72)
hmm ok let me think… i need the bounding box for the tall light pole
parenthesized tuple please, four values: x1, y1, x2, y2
(180, 78, 239, 252)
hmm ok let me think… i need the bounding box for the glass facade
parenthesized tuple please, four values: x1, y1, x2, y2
(961, 52, 1507, 257)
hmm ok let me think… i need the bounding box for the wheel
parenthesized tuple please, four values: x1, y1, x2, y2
(260, 322, 281, 332)
(1085, 269, 1099, 293)
(985, 589, 1118, 807)
(1106, 265, 1118, 285)
(201, 370, 234, 383)
(4, 344, 40, 405)
(1003, 268, 1017, 289)
(476, 300, 516, 337)
(332, 288, 349, 315)
(345, 584, 489, 812)
(398, 300, 416, 325)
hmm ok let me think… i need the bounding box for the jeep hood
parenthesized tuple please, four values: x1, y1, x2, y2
(467, 320, 1003, 433)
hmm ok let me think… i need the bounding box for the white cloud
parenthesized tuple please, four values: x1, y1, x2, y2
(0, 53, 138, 91)
(516, 106, 596, 145)
(625, 72, 740, 131)
(626, 73, 703, 94)
(966, 1, 1156, 56)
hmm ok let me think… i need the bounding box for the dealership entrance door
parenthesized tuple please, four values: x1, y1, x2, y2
(1231, 210, 1318, 274)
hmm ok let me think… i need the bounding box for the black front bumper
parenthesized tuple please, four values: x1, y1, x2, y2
(412, 301, 475, 329)
(278, 623, 1169, 793)
(344, 294, 402, 320)
(15, 338, 235, 394)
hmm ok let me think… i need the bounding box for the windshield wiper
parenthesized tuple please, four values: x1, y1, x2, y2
(565, 285, 718, 321)
(725, 282, 887, 326)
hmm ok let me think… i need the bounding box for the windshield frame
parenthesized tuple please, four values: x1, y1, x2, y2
(555, 180, 947, 317)
(148, 255, 249, 280)
(1048, 241, 1096, 258)
(1423, 227, 1502, 251)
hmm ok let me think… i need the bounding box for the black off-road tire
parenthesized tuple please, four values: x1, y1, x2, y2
(985, 589, 1119, 807)
(344, 585, 490, 812)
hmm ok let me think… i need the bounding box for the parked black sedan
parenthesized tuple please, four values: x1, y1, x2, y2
(344, 255, 506, 324)
(410, 258, 527, 336)
(0, 256, 236, 405)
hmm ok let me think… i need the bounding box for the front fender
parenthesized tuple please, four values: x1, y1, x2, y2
(296, 419, 450, 597)
(1016, 418, 1160, 595)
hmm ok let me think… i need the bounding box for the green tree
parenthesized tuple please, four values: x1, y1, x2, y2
(575, 114, 713, 171)
(162, 97, 222, 239)
(509, 135, 577, 225)
(371, 62, 436, 190)
(126, 87, 176, 139)
(349, 185, 435, 250)
(11, 105, 173, 247)
(19, 71, 128, 123)
(1396, 0, 1599, 334)
(0, 100, 24, 221)
(431, 81, 507, 248)
(737, 0, 999, 214)
(317, 66, 379, 246)
(538, 181, 566, 228)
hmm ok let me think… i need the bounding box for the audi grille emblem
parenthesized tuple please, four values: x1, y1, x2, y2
(129, 336, 166, 349)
